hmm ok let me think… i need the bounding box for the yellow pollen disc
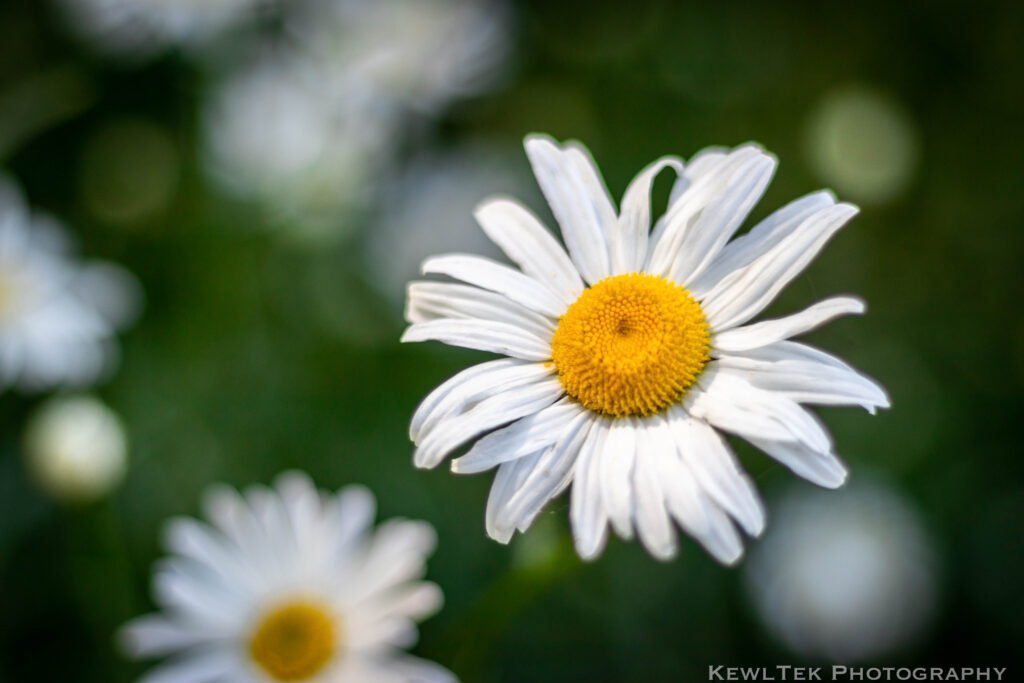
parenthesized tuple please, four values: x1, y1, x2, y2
(550, 273, 710, 417)
(249, 601, 337, 681)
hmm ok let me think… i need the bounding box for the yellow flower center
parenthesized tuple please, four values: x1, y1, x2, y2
(249, 601, 337, 681)
(550, 273, 710, 417)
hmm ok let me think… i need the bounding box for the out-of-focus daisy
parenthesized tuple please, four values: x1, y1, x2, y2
(201, 56, 397, 239)
(202, 0, 510, 236)
(120, 472, 454, 682)
(23, 394, 128, 503)
(0, 178, 140, 392)
(55, 0, 268, 60)
(403, 134, 889, 563)
(744, 480, 938, 660)
(287, 0, 511, 115)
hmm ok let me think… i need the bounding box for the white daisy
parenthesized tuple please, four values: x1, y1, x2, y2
(120, 472, 455, 683)
(0, 177, 140, 392)
(55, 0, 268, 60)
(402, 134, 890, 563)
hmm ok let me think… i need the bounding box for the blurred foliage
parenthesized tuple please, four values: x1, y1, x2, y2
(1, 0, 1023, 681)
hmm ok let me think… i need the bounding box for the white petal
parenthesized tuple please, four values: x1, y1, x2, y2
(401, 318, 551, 361)
(118, 615, 227, 658)
(700, 202, 859, 331)
(485, 451, 542, 543)
(421, 253, 566, 318)
(324, 484, 377, 566)
(671, 155, 776, 286)
(599, 417, 637, 540)
(197, 485, 279, 583)
(405, 281, 556, 340)
(686, 369, 798, 443)
(410, 359, 550, 443)
(474, 197, 584, 304)
(499, 411, 592, 536)
(451, 397, 583, 474)
(631, 418, 678, 560)
(137, 649, 240, 683)
(412, 376, 565, 469)
(690, 190, 836, 298)
(524, 135, 612, 284)
(371, 582, 444, 626)
(646, 145, 775, 284)
(689, 367, 848, 489)
(695, 502, 746, 566)
(743, 435, 849, 488)
(712, 296, 865, 352)
(715, 341, 890, 413)
(649, 433, 743, 565)
(570, 418, 611, 560)
(666, 148, 728, 207)
(648, 432, 709, 537)
(152, 563, 244, 627)
(689, 365, 833, 454)
(347, 520, 436, 601)
(612, 156, 684, 275)
(352, 653, 459, 683)
(162, 517, 261, 596)
(665, 406, 765, 536)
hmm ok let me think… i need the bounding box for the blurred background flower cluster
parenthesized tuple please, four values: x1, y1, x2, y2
(0, 0, 1021, 680)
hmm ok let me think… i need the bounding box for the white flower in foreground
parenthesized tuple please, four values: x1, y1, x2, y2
(0, 178, 140, 391)
(402, 135, 889, 563)
(23, 394, 128, 503)
(55, 0, 266, 59)
(120, 472, 454, 683)
(744, 480, 938, 660)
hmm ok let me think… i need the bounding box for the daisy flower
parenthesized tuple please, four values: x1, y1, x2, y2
(0, 178, 140, 392)
(402, 135, 889, 563)
(120, 472, 454, 682)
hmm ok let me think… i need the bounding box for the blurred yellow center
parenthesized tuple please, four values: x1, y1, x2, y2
(550, 273, 710, 417)
(249, 602, 336, 681)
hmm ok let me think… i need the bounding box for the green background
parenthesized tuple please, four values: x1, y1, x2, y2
(1, 0, 1021, 680)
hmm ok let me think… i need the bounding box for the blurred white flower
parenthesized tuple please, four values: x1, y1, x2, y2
(23, 394, 128, 503)
(201, 0, 512, 237)
(55, 0, 268, 60)
(745, 480, 939, 661)
(366, 145, 538, 306)
(202, 56, 398, 239)
(0, 178, 141, 392)
(121, 472, 454, 682)
(289, 0, 512, 114)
